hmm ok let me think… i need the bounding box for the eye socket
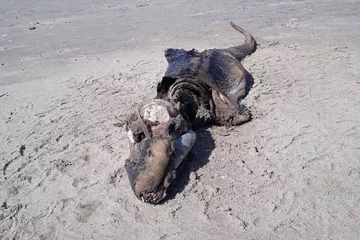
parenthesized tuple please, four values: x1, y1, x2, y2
(168, 122, 175, 133)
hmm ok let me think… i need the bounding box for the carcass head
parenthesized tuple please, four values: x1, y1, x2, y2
(125, 100, 196, 204)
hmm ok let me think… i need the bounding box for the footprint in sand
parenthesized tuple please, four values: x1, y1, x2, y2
(75, 201, 101, 223)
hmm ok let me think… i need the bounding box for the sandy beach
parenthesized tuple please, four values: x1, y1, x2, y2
(1, 0, 360, 239)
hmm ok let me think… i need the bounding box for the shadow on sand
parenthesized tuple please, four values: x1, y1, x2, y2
(164, 129, 215, 201)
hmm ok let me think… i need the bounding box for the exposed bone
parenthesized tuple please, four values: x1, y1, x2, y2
(164, 130, 196, 188)
(140, 99, 179, 134)
(218, 91, 230, 104)
(172, 130, 196, 169)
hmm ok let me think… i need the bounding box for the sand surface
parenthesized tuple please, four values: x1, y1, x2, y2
(1, 0, 360, 239)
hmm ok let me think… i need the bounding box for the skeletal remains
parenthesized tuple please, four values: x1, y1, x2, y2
(125, 22, 257, 204)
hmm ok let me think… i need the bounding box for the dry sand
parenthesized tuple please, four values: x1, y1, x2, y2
(1, 0, 360, 239)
